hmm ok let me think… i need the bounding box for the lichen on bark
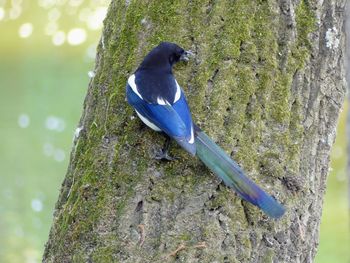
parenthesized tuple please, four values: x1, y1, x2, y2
(43, 0, 346, 262)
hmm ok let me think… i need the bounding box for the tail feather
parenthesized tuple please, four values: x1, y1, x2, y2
(194, 126, 285, 219)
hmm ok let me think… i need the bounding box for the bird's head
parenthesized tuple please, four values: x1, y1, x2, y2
(137, 42, 194, 72)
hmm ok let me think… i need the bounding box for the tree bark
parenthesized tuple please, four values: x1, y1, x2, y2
(43, 0, 346, 262)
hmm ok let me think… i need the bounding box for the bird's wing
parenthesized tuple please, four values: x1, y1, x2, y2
(126, 85, 195, 155)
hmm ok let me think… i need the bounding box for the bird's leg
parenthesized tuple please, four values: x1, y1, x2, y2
(155, 134, 177, 161)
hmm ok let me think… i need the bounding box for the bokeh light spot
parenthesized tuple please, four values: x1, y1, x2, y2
(0, 7, 5, 21)
(45, 116, 65, 132)
(52, 30, 65, 46)
(69, 0, 84, 7)
(18, 113, 30, 128)
(332, 145, 343, 160)
(43, 143, 54, 157)
(86, 7, 107, 30)
(53, 149, 65, 162)
(38, 0, 56, 9)
(19, 23, 33, 38)
(67, 28, 86, 46)
(9, 5, 22, 20)
(48, 8, 61, 21)
(31, 199, 43, 212)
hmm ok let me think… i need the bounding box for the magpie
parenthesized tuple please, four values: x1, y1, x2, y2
(126, 42, 285, 219)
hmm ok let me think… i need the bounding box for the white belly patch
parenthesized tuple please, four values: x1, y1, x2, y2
(135, 110, 161, 131)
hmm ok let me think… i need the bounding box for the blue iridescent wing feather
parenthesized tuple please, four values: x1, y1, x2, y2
(126, 85, 195, 154)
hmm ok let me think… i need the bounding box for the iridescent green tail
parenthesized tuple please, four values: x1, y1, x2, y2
(194, 125, 285, 219)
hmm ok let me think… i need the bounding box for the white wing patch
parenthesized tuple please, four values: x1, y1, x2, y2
(189, 125, 194, 144)
(174, 80, 182, 103)
(157, 97, 170, 105)
(128, 74, 143, 99)
(135, 110, 161, 131)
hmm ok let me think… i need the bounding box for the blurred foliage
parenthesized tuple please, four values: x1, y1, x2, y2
(0, 1, 110, 262)
(0, 1, 348, 262)
(315, 102, 349, 263)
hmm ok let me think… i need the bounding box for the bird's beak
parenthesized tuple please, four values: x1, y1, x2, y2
(180, 50, 194, 62)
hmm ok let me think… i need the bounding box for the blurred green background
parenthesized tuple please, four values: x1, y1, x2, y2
(0, 1, 348, 262)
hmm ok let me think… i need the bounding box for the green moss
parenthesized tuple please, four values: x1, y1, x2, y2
(295, 0, 316, 50)
(178, 232, 192, 242)
(261, 248, 275, 263)
(72, 251, 85, 263)
(91, 247, 115, 263)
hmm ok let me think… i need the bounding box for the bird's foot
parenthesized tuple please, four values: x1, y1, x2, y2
(154, 135, 178, 161)
(155, 149, 177, 161)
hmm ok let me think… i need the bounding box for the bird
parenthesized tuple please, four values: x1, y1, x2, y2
(126, 42, 285, 219)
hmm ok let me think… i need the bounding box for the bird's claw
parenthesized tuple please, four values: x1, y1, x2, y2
(155, 149, 178, 161)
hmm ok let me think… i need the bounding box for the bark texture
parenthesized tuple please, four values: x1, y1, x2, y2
(43, 0, 346, 262)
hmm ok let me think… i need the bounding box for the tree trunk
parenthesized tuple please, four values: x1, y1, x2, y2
(43, 0, 346, 262)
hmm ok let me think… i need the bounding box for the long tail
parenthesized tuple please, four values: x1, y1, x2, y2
(194, 125, 285, 219)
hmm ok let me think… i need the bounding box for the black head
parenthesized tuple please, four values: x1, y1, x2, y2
(137, 42, 192, 72)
